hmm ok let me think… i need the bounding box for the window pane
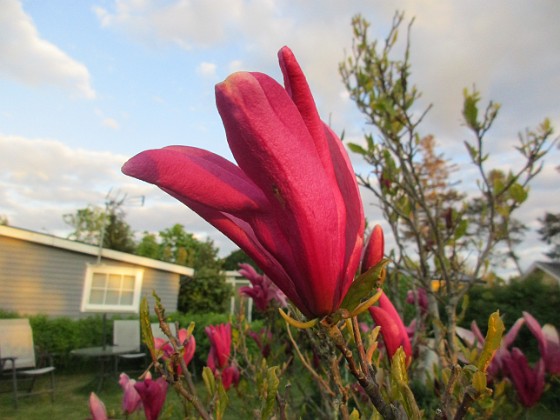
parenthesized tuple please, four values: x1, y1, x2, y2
(89, 289, 105, 304)
(108, 274, 122, 289)
(92, 273, 106, 288)
(120, 292, 134, 305)
(122, 275, 135, 290)
(106, 290, 120, 304)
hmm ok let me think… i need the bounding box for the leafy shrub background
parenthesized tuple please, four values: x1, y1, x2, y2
(0, 309, 263, 374)
(461, 273, 560, 361)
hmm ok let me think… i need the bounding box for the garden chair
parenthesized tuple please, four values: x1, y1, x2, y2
(150, 322, 177, 342)
(0, 318, 55, 408)
(113, 320, 146, 372)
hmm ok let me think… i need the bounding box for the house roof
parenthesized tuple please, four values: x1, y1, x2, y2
(0, 225, 194, 276)
(523, 261, 560, 281)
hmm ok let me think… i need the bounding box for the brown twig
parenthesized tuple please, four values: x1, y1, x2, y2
(153, 306, 212, 420)
(284, 321, 336, 397)
(323, 320, 405, 420)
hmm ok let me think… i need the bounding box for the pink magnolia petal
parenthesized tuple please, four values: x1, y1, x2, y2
(206, 324, 232, 371)
(543, 324, 560, 375)
(369, 306, 411, 363)
(89, 392, 108, 420)
(123, 47, 364, 318)
(503, 317, 525, 348)
(523, 311, 548, 359)
(134, 373, 168, 420)
(119, 373, 142, 414)
(470, 320, 486, 345)
(504, 348, 545, 408)
(377, 291, 412, 359)
(361, 225, 384, 273)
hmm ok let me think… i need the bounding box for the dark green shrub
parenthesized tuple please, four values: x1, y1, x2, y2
(462, 273, 560, 361)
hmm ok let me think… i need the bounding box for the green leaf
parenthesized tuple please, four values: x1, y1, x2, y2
(390, 348, 421, 419)
(340, 259, 389, 313)
(463, 88, 480, 130)
(476, 311, 505, 372)
(472, 371, 487, 393)
(140, 298, 156, 358)
(216, 380, 229, 420)
(463, 141, 477, 161)
(202, 366, 216, 395)
(347, 142, 368, 155)
(349, 408, 361, 420)
(454, 219, 468, 240)
(509, 183, 528, 203)
(262, 367, 280, 420)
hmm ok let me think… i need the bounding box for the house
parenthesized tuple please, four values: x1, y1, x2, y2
(0, 225, 193, 318)
(225, 270, 254, 322)
(522, 261, 560, 286)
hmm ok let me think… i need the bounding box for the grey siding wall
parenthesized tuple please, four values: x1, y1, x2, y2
(0, 236, 179, 318)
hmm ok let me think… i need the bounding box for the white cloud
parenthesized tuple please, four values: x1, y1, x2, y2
(102, 117, 120, 129)
(196, 61, 217, 77)
(93, 1, 559, 141)
(93, 0, 243, 50)
(0, 0, 96, 99)
(0, 134, 237, 254)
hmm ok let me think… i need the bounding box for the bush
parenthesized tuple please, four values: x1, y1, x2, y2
(462, 273, 560, 361)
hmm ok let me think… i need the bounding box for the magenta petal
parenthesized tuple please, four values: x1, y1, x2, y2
(216, 70, 362, 315)
(119, 373, 142, 415)
(504, 348, 545, 408)
(123, 47, 365, 318)
(523, 311, 548, 360)
(122, 146, 265, 214)
(542, 324, 560, 375)
(134, 374, 168, 420)
(89, 392, 108, 420)
(361, 225, 384, 273)
(503, 317, 525, 349)
(369, 306, 409, 361)
(377, 292, 412, 359)
(206, 323, 232, 370)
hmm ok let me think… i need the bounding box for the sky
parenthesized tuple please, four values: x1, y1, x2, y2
(1, 0, 559, 276)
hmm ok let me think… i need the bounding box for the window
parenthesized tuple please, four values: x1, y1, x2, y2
(80, 264, 144, 313)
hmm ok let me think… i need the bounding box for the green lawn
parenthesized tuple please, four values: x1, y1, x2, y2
(0, 371, 262, 419)
(0, 372, 124, 419)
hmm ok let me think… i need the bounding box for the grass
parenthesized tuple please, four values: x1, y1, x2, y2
(2, 369, 559, 419)
(0, 369, 271, 419)
(0, 371, 127, 419)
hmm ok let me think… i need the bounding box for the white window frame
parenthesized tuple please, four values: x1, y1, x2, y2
(80, 264, 144, 313)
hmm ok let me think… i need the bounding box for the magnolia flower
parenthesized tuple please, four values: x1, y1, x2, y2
(122, 46, 364, 318)
(206, 323, 232, 371)
(238, 263, 288, 311)
(368, 291, 412, 364)
(542, 323, 560, 375)
(221, 364, 241, 391)
(133, 372, 168, 420)
(502, 348, 546, 408)
(406, 288, 428, 315)
(247, 328, 273, 358)
(119, 373, 142, 415)
(457, 317, 525, 379)
(154, 328, 196, 373)
(360, 225, 384, 274)
(522, 311, 560, 375)
(89, 392, 108, 420)
(206, 323, 240, 390)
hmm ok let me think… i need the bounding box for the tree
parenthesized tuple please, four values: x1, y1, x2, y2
(221, 249, 257, 271)
(63, 202, 136, 253)
(135, 224, 232, 313)
(340, 12, 555, 365)
(538, 212, 560, 260)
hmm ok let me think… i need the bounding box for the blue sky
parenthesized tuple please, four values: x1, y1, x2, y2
(1, 0, 559, 274)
